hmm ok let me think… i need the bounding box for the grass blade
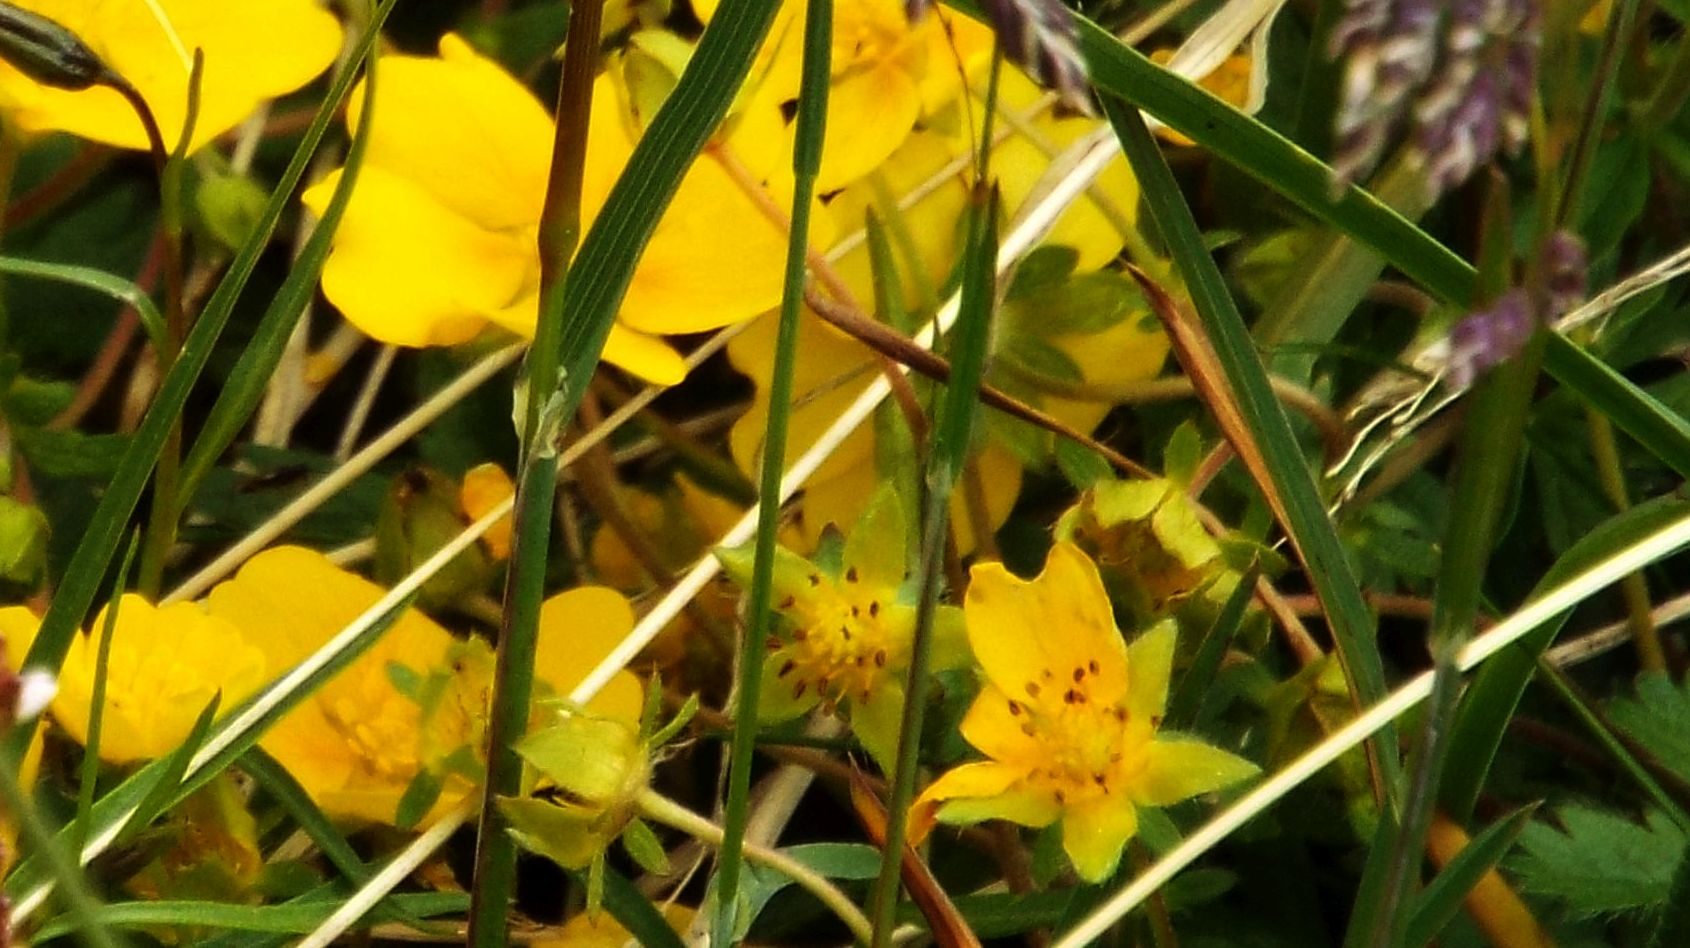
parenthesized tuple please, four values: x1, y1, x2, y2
(1106, 101, 1395, 795)
(174, 31, 380, 510)
(712, 0, 831, 941)
(1402, 806, 1536, 948)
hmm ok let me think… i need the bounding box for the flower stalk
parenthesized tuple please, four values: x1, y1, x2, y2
(465, 0, 608, 939)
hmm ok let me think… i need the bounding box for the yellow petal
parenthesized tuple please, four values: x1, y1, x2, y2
(1123, 621, 1177, 725)
(4, 599, 265, 764)
(812, 60, 921, 192)
(0, 0, 340, 152)
(460, 462, 516, 560)
(602, 324, 690, 385)
(958, 682, 1044, 764)
(1062, 795, 1139, 882)
(304, 167, 526, 347)
(1128, 737, 1258, 807)
(352, 34, 553, 233)
(963, 543, 1128, 707)
(849, 679, 905, 771)
(535, 586, 645, 722)
(921, 761, 1060, 829)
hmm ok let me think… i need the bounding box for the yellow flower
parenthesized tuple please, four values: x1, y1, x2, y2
(204, 546, 641, 824)
(694, 0, 994, 191)
(914, 543, 1257, 882)
(0, 0, 341, 152)
(302, 34, 793, 385)
(716, 487, 968, 768)
(0, 597, 266, 764)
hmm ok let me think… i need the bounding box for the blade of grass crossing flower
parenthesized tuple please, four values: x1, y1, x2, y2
(0, 738, 119, 948)
(1348, 176, 1531, 948)
(74, 531, 138, 856)
(237, 748, 374, 888)
(713, 1, 831, 942)
(174, 38, 380, 511)
(872, 55, 1003, 943)
(116, 695, 219, 844)
(1401, 806, 1535, 948)
(11, 0, 397, 744)
(1107, 101, 1396, 796)
(588, 867, 688, 948)
(6, 585, 416, 923)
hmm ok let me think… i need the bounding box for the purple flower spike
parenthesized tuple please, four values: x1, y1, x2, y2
(978, 0, 1092, 113)
(1447, 288, 1535, 387)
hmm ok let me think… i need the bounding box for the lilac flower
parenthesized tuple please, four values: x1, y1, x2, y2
(1446, 231, 1586, 386)
(1332, 0, 1539, 196)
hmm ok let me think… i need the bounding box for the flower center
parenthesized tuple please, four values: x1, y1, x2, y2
(772, 567, 897, 708)
(323, 681, 423, 783)
(1007, 665, 1156, 805)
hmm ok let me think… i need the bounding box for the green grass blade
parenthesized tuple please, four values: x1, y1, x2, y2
(1440, 493, 1690, 821)
(13, 0, 396, 699)
(237, 748, 372, 887)
(1542, 334, 1690, 479)
(592, 866, 688, 948)
(74, 531, 137, 856)
(0, 256, 164, 347)
(713, 0, 831, 940)
(1401, 806, 1535, 948)
(1105, 101, 1396, 792)
(1166, 562, 1260, 730)
(0, 739, 120, 948)
(174, 32, 380, 510)
(31, 893, 469, 940)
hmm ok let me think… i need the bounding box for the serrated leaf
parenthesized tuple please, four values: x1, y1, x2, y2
(1511, 806, 1687, 917)
(1610, 673, 1690, 787)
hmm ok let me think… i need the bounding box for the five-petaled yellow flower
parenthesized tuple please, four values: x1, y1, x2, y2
(303, 34, 792, 385)
(914, 543, 1257, 881)
(0, 0, 341, 152)
(717, 488, 968, 768)
(205, 546, 641, 825)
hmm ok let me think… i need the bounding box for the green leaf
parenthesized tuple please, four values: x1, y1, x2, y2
(1610, 672, 1690, 787)
(14, 427, 129, 479)
(621, 817, 671, 875)
(0, 254, 165, 347)
(175, 37, 380, 513)
(1001, 270, 1145, 337)
(1512, 805, 1687, 917)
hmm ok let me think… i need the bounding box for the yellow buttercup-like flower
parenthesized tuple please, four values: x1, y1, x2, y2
(0, 0, 342, 152)
(0, 597, 266, 764)
(716, 487, 969, 768)
(302, 34, 792, 385)
(914, 543, 1257, 882)
(204, 546, 641, 824)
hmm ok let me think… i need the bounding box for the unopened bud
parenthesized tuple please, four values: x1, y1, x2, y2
(0, 2, 107, 90)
